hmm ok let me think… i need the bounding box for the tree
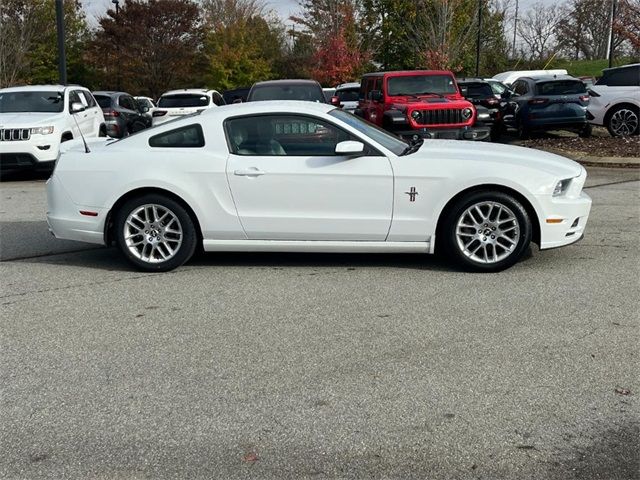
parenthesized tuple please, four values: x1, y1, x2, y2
(200, 0, 285, 89)
(517, 3, 563, 61)
(88, 0, 203, 98)
(614, 0, 640, 56)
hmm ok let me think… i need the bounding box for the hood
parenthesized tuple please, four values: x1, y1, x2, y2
(419, 140, 583, 178)
(0, 112, 65, 128)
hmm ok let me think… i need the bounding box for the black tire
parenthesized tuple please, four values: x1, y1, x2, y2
(115, 194, 197, 272)
(517, 121, 530, 140)
(578, 123, 593, 138)
(99, 125, 107, 137)
(129, 121, 147, 134)
(490, 124, 502, 142)
(605, 105, 639, 137)
(441, 191, 532, 272)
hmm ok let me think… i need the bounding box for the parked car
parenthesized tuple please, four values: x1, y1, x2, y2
(93, 91, 150, 138)
(493, 69, 568, 86)
(0, 84, 105, 173)
(222, 87, 251, 104)
(330, 82, 360, 112)
(153, 89, 225, 126)
(485, 79, 515, 99)
(356, 70, 490, 141)
(134, 96, 156, 121)
(508, 75, 591, 139)
(47, 100, 591, 273)
(457, 78, 512, 141)
(247, 80, 326, 103)
(587, 63, 640, 137)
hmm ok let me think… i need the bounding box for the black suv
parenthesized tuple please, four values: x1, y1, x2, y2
(247, 80, 326, 103)
(93, 91, 151, 138)
(457, 78, 513, 141)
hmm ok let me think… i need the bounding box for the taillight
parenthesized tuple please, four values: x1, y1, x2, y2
(528, 98, 549, 105)
(579, 95, 590, 103)
(152, 110, 167, 117)
(103, 109, 120, 117)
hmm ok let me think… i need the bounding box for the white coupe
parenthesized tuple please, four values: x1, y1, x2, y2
(47, 101, 591, 272)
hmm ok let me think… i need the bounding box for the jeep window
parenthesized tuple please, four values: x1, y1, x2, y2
(0, 91, 64, 113)
(94, 95, 112, 109)
(149, 124, 204, 148)
(329, 109, 407, 156)
(158, 94, 210, 108)
(249, 85, 325, 103)
(536, 80, 586, 95)
(387, 75, 457, 96)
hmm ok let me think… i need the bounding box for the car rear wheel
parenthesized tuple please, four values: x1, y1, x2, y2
(606, 105, 639, 137)
(578, 123, 592, 138)
(442, 191, 532, 272)
(115, 194, 197, 272)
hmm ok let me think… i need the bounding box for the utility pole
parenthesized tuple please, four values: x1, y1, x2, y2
(55, 0, 67, 85)
(607, 0, 617, 68)
(512, 0, 519, 58)
(475, 0, 483, 76)
(113, 0, 120, 90)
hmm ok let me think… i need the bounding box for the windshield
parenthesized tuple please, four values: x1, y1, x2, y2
(94, 95, 112, 109)
(536, 80, 586, 95)
(249, 85, 325, 103)
(0, 91, 64, 113)
(329, 109, 407, 156)
(387, 75, 457, 96)
(158, 94, 209, 108)
(336, 88, 359, 102)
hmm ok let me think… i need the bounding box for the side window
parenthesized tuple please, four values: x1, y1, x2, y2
(225, 115, 358, 157)
(513, 81, 528, 96)
(81, 91, 96, 108)
(359, 78, 368, 100)
(119, 96, 135, 110)
(373, 77, 382, 93)
(604, 67, 640, 86)
(365, 78, 375, 99)
(212, 92, 225, 106)
(149, 124, 204, 148)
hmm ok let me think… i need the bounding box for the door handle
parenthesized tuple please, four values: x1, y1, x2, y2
(234, 167, 265, 177)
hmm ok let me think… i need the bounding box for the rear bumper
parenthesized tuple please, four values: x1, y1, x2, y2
(395, 125, 491, 141)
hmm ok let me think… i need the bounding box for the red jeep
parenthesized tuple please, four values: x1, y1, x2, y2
(356, 70, 490, 141)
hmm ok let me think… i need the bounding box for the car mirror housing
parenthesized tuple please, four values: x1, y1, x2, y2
(335, 140, 365, 156)
(70, 102, 86, 114)
(140, 106, 150, 113)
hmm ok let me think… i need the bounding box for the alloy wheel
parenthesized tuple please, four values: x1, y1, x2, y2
(455, 201, 520, 264)
(610, 109, 639, 136)
(123, 204, 183, 263)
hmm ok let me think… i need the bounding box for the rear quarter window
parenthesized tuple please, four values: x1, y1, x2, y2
(149, 124, 204, 148)
(536, 81, 586, 95)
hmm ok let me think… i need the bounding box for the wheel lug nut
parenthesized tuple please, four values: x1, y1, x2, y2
(491, 235, 495, 239)
(483, 237, 487, 241)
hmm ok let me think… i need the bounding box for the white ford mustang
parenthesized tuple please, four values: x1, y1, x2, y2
(47, 101, 591, 272)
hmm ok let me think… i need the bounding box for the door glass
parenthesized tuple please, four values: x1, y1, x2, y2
(226, 115, 353, 156)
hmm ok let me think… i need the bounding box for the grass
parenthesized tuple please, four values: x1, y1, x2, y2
(548, 57, 636, 77)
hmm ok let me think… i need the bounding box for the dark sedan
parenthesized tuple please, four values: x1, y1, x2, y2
(93, 91, 151, 138)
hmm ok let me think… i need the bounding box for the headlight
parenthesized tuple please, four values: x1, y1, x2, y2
(553, 178, 572, 196)
(461, 108, 473, 120)
(31, 126, 55, 135)
(411, 110, 421, 121)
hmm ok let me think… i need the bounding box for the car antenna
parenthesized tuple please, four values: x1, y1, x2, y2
(71, 108, 91, 153)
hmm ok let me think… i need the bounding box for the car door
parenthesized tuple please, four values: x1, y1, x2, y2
(68, 90, 93, 137)
(118, 95, 140, 129)
(225, 113, 394, 241)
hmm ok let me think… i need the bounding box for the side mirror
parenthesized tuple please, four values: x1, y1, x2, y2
(330, 95, 341, 107)
(335, 140, 365, 156)
(140, 106, 149, 113)
(370, 90, 383, 102)
(71, 102, 86, 113)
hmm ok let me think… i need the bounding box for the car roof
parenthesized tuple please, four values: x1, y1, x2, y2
(252, 79, 321, 87)
(336, 82, 360, 90)
(522, 74, 579, 82)
(362, 70, 453, 77)
(93, 91, 129, 96)
(160, 89, 215, 96)
(202, 100, 333, 118)
(602, 62, 639, 72)
(0, 84, 73, 93)
(457, 78, 488, 83)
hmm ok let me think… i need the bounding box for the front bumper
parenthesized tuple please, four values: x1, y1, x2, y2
(538, 191, 592, 250)
(394, 125, 491, 141)
(46, 173, 107, 245)
(0, 140, 59, 170)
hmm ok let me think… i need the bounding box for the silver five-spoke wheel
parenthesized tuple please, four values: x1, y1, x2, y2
(609, 108, 638, 137)
(455, 201, 520, 264)
(124, 204, 183, 263)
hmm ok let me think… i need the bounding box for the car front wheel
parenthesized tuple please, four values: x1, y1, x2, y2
(115, 194, 197, 272)
(442, 191, 532, 272)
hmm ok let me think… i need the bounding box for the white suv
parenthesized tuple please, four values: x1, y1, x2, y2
(0, 85, 106, 173)
(587, 63, 640, 137)
(152, 89, 225, 126)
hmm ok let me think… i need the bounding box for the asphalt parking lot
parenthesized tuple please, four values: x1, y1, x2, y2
(1, 167, 638, 479)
